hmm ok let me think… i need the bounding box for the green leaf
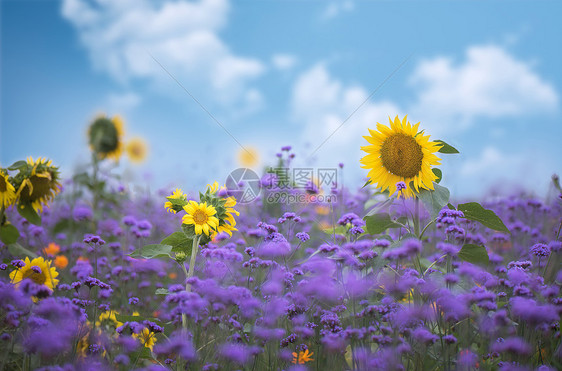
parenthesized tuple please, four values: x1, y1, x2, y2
(17, 203, 41, 226)
(129, 244, 173, 259)
(7, 243, 37, 258)
(458, 243, 489, 265)
(362, 179, 372, 188)
(458, 202, 510, 233)
(0, 224, 19, 244)
(415, 183, 450, 218)
(447, 203, 456, 210)
(365, 197, 395, 216)
(435, 140, 459, 154)
(53, 219, 71, 234)
(7, 161, 27, 171)
(364, 213, 401, 235)
(432, 168, 442, 184)
(322, 225, 348, 236)
(155, 288, 169, 295)
(161, 231, 192, 254)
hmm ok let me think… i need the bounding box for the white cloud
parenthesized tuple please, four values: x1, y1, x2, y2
(410, 44, 558, 135)
(61, 0, 265, 108)
(272, 54, 298, 71)
(292, 64, 401, 166)
(321, 0, 355, 20)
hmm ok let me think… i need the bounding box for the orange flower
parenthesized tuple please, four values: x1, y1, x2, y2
(292, 349, 314, 364)
(43, 242, 60, 256)
(54, 255, 68, 269)
(168, 272, 177, 279)
(77, 256, 89, 262)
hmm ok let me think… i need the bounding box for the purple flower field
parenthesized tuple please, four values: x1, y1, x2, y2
(0, 140, 561, 371)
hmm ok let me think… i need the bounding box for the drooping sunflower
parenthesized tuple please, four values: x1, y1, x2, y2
(125, 137, 148, 164)
(213, 196, 239, 238)
(182, 201, 219, 236)
(164, 188, 187, 214)
(88, 115, 125, 161)
(9, 256, 59, 291)
(15, 157, 61, 212)
(360, 115, 442, 198)
(0, 170, 16, 208)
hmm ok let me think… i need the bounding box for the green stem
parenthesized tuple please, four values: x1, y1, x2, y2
(181, 235, 201, 332)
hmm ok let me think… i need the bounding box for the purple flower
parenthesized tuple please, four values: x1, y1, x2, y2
(491, 337, 532, 356)
(129, 297, 139, 305)
(73, 205, 93, 222)
(396, 181, 406, 191)
(296, 232, 310, 242)
(11, 260, 25, 268)
(530, 243, 550, 258)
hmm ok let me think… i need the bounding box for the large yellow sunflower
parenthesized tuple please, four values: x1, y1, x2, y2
(9, 256, 59, 291)
(15, 157, 61, 212)
(182, 201, 219, 236)
(0, 171, 16, 208)
(88, 115, 125, 161)
(360, 115, 442, 198)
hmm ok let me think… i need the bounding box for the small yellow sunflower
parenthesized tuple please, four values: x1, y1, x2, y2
(292, 349, 314, 364)
(9, 256, 59, 290)
(125, 137, 148, 164)
(238, 146, 259, 168)
(88, 115, 125, 161)
(133, 327, 157, 351)
(207, 181, 220, 194)
(0, 170, 16, 208)
(164, 188, 186, 214)
(360, 115, 442, 198)
(182, 201, 219, 236)
(15, 157, 61, 212)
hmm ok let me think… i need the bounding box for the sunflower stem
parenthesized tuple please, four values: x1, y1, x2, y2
(181, 235, 201, 333)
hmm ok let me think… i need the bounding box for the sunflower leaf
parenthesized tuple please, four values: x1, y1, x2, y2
(7, 161, 27, 171)
(458, 202, 510, 233)
(0, 224, 19, 244)
(7, 243, 37, 258)
(435, 140, 459, 154)
(129, 244, 172, 259)
(432, 168, 442, 184)
(458, 243, 489, 265)
(17, 203, 41, 226)
(362, 180, 372, 188)
(364, 213, 401, 235)
(415, 183, 450, 218)
(161, 232, 192, 255)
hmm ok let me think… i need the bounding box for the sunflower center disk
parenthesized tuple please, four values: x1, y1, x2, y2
(22, 269, 47, 285)
(380, 133, 424, 178)
(0, 177, 7, 192)
(193, 210, 208, 224)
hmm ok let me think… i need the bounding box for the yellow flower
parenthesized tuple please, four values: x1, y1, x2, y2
(238, 146, 259, 168)
(215, 196, 239, 237)
(0, 171, 16, 208)
(88, 115, 125, 161)
(9, 256, 59, 291)
(360, 115, 442, 198)
(125, 137, 148, 163)
(95, 310, 123, 329)
(292, 349, 314, 364)
(133, 327, 157, 351)
(15, 157, 61, 212)
(182, 201, 219, 236)
(164, 188, 186, 214)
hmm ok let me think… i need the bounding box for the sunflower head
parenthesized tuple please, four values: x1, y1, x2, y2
(238, 146, 259, 168)
(132, 327, 157, 351)
(13, 157, 61, 212)
(179, 183, 239, 243)
(0, 169, 17, 209)
(164, 188, 188, 214)
(9, 256, 59, 291)
(360, 115, 442, 198)
(125, 137, 148, 164)
(88, 115, 125, 161)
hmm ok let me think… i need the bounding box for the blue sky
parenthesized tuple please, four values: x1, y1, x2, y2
(1, 0, 561, 199)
